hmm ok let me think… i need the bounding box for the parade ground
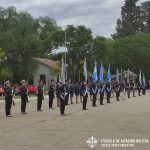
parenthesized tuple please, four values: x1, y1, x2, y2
(0, 92, 150, 150)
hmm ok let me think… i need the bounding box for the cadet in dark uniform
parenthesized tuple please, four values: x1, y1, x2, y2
(142, 81, 146, 95)
(74, 82, 80, 103)
(106, 82, 111, 103)
(99, 83, 105, 105)
(48, 79, 55, 109)
(59, 83, 66, 116)
(79, 82, 83, 103)
(126, 83, 131, 98)
(69, 81, 74, 104)
(81, 82, 88, 110)
(91, 82, 98, 107)
(137, 82, 142, 96)
(115, 82, 121, 101)
(131, 81, 136, 97)
(37, 80, 44, 111)
(20, 80, 28, 114)
(4, 81, 13, 117)
(56, 82, 61, 107)
(89, 82, 93, 101)
(64, 80, 70, 105)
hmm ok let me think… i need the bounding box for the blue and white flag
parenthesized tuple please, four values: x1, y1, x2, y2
(143, 72, 146, 86)
(100, 63, 104, 83)
(107, 64, 111, 82)
(83, 59, 87, 82)
(92, 61, 98, 83)
(139, 70, 142, 85)
(61, 56, 65, 83)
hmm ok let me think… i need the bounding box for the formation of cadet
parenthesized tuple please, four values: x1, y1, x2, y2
(3, 78, 147, 117)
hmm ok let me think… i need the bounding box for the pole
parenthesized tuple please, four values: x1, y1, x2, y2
(65, 30, 67, 80)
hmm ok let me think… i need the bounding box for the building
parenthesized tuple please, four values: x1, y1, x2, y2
(33, 58, 59, 89)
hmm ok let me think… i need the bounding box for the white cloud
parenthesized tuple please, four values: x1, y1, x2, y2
(0, 0, 147, 37)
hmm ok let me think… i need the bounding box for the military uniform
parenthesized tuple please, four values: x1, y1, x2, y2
(137, 82, 142, 96)
(126, 83, 131, 98)
(37, 84, 44, 111)
(4, 81, 13, 117)
(59, 84, 66, 115)
(115, 82, 121, 101)
(48, 82, 55, 109)
(106, 83, 111, 103)
(91, 82, 98, 107)
(100, 83, 105, 105)
(20, 83, 28, 114)
(64, 82, 70, 105)
(81, 83, 88, 110)
(74, 83, 80, 103)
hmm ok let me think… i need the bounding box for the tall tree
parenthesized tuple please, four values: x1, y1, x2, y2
(112, 0, 142, 39)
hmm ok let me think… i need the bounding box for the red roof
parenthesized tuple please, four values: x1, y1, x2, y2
(34, 58, 57, 68)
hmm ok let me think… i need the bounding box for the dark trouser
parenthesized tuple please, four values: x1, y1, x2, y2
(107, 93, 111, 103)
(60, 99, 65, 115)
(142, 89, 146, 95)
(92, 94, 97, 106)
(21, 96, 27, 112)
(5, 97, 12, 116)
(138, 89, 141, 96)
(37, 95, 43, 110)
(65, 94, 69, 105)
(49, 96, 54, 108)
(83, 96, 87, 110)
(100, 93, 104, 104)
(116, 92, 120, 101)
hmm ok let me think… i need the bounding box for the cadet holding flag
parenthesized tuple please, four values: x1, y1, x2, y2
(20, 80, 28, 114)
(106, 64, 111, 103)
(82, 82, 88, 110)
(99, 63, 104, 105)
(92, 61, 98, 107)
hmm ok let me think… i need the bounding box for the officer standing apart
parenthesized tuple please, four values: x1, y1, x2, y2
(20, 80, 28, 114)
(82, 82, 88, 110)
(37, 80, 44, 111)
(48, 79, 55, 109)
(4, 81, 14, 117)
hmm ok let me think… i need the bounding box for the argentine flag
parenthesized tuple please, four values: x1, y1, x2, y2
(100, 63, 104, 83)
(83, 59, 87, 82)
(92, 61, 98, 83)
(107, 64, 111, 82)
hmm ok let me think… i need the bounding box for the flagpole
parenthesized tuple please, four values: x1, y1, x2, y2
(65, 30, 67, 80)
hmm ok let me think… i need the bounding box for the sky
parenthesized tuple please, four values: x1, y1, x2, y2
(0, 0, 146, 37)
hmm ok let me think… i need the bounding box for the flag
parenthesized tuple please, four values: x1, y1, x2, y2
(107, 64, 111, 82)
(116, 68, 119, 83)
(100, 63, 104, 83)
(143, 73, 146, 84)
(83, 59, 87, 82)
(92, 61, 98, 83)
(139, 70, 142, 85)
(127, 68, 130, 83)
(61, 56, 65, 83)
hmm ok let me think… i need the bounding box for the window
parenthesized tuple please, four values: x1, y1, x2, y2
(40, 75, 46, 84)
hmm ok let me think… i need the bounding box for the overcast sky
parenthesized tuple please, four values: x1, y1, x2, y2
(0, 0, 146, 37)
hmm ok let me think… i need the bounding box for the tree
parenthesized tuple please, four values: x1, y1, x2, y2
(112, 0, 143, 39)
(109, 33, 150, 78)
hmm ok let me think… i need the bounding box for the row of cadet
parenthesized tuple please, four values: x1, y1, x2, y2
(3, 79, 147, 117)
